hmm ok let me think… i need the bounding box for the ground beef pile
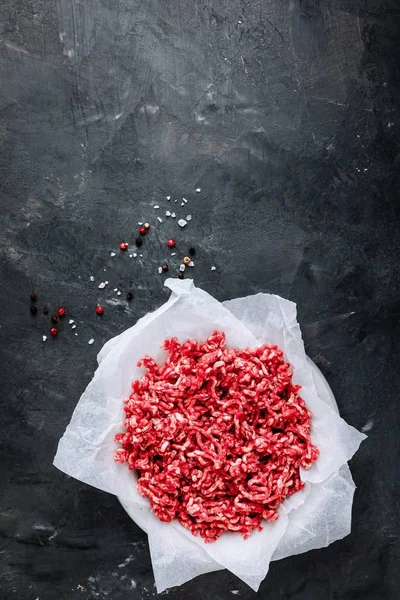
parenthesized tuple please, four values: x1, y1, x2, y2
(114, 331, 319, 542)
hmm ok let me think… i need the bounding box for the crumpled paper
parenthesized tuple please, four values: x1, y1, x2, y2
(54, 280, 366, 592)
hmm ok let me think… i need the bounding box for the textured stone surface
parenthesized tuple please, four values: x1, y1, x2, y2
(0, 1, 399, 599)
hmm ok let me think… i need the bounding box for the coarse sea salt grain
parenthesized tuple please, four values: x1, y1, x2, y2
(138, 222, 143, 225)
(179, 264, 186, 272)
(69, 319, 74, 325)
(157, 217, 163, 223)
(90, 276, 94, 281)
(105, 281, 109, 285)
(110, 252, 116, 257)
(186, 214, 192, 221)
(178, 219, 187, 227)
(117, 291, 122, 296)
(158, 266, 163, 274)
(166, 196, 171, 200)
(129, 254, 133, 258)
(182, 197, 188, 203)
(114, 288, 118, 292)
(154, 205, 160, 210)
(189, 261, 195, 267)
(72, 325, 76, 330)
(165, 210, 171, 217)
(133, 253, 137, 258)
(171, 213, 176, 218)
(196, 188, 201, 192)
(211, 266, 217, 271)
(171, 252, 176, 256)
(88, 339, 94, 345)
(181, 202, 185, 206)
(98, 282, 106, 289)
(42, 335, 47, 342)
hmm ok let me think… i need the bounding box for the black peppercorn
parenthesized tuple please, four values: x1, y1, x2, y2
(177, 272, 184, 279)
(135, 237, 143, 248)
(30, 293, 37, 302)
(51, 315, 59, 323)
(189, 247, 195, 256)
(30, 305, 37, 315)
(162, 263, 169, 272)
(43, 307, 49, 315)
(127, 292, 134, 301)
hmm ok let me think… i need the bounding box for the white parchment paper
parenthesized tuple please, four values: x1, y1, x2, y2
(54, 280, 366, 592)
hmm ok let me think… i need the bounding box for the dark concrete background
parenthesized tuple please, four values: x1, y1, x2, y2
(1, 1, 399, 599)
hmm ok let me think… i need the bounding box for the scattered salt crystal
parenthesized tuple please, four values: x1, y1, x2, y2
(211, 266, 217, 271)
(166, 196, 171, 200)
(171, 252, 176, 256)
(158, 266, 163, 274)
(165, 210, 171, 217)
(178, 219, 187, 227)
(153, 205, 160, 209)
(182, 197, 188, 203)
(117, 291, 122, 296)
(42, 335, 47, 342)
(113, 288, 118, 292)
(110, 252, 116, 257)
(140, 254, 143, 257)
(138, 222, 143, 225)
(186, 214, 192, 221)
(174, 199, 178, 203)
(171, 212, 176, 218)
(89, 276, 94, 281)
(133, 253, 137, 258)
(180, 202, 185, 206)
(98, 282, 106, 289)
(105, 281, 109, 285)
(69, 319, 74, 325)
(157, 217, 163, 223)
(189, 261, 195, 267)
(231, 592, 239, 595)
(179, 264, 186, 272)
(129, 254, 133, 258)
(74, 333, 78, 336)
(196, 188, 201, 192)
(88, 339, 94, 345)
(72, 324, 76, 329)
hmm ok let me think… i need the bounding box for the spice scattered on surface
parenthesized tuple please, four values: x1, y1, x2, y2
(43, 307, 49, 315)
(30, 293, 37, 302)
(153, 205, 160, 210)
(113, 288, 118, 292)
(69, 319, 74, 325)
(183, 256, 191, 265)
(189, 261, 195, 267)
(189, 247, 196, 256)
(98, 282, 106, 289)
(88, 339, 94, 345)
(158, 267, 163, 274)
(133, 253, 137, 258)
(171, 212, 176, 218)
(42, 335, 47, 342)
(114, 331, 319, 543)
(119, 242, 129, 251)
(30, 305, 37, 315)
(166, 196, 171, 200)
(96, 305, 104, 315)
(211, 266, 217, 271)
(196, 188, 201, 192)
(139, 226, 147, 236)
(129, 254, 133, 258)
(51, 315, 59, 323)
(180, 202, 185, 206)
(90, 276, 95, 281)
(71, 324, 76, 329)
(162, 263, 169, 272)
(177, 272, 184, 279)
(57, 307, 66, 317)
(110, 252, 116, 257)
(165, 211, 171, 217)
(182, 197, 188, 203)
(135, 237, 143, 248)
(117, 291, 122, 296)
(50, 328, 57, 336)
(178, 219, 187, 228)
(186, 215, 192, 221)
(157, 217, 163, 223)
(179, 264, 186, 272)
(171, 252, 176, 256)
(167, 239, 176, 248)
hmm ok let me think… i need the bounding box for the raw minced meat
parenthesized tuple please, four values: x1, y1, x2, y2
(114, 331, 319, 542)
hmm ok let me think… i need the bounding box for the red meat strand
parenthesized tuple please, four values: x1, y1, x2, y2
(114, 331, 319, 543)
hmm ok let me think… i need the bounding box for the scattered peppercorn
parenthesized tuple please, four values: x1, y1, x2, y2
(50, 328, 58, 336)
(43, 307, 49, 315)
(30, 293, 37, 302)
(30, 305, 37, 315)
(139, 226, 147, 236)
(127, 292, 134, 301)
(96, 305, 104, 315)
(135, 237, 143, 248)
(178, 272, 184, 279)
(162, 263, 169, 272)
(57, 307, 66, 317)
(119, 242, 129, 251)
(183, 256, 191, 265)
(51, 315, 59, 323)
(167, 239, 176, 248)
(189, 247, 196, 256)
